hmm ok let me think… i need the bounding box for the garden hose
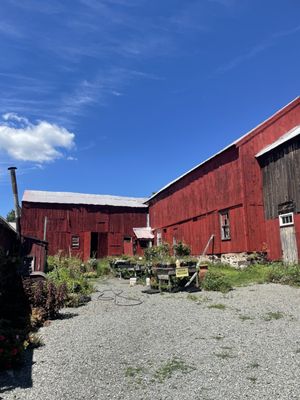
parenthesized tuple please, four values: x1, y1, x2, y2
(97, 288, 143, 307)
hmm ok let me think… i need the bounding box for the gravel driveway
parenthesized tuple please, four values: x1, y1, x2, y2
(1, 279, 300, 400)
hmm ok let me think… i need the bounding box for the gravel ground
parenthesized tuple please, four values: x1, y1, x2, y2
(1, 279, 300, 400)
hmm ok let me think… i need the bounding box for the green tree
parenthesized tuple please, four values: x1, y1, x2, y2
(6, 209, 16, 222)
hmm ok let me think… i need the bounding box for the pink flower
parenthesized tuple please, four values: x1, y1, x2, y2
(0, 335, 5, 341)
(0, 348, 4, 354)
(11, 348, 18, 356)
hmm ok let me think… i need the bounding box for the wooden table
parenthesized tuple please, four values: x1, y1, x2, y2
(152, 266, 199, 292)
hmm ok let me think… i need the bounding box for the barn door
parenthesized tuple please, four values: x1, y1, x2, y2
(123, 237, 133, 256)
(279, 213, 298, 264)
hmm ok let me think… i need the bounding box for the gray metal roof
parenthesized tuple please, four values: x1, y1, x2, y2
(23, 190, 148, 208)
(133, 227, 154, 239)
(0, 216, 17, 234)
(147, 96, 300, 203)
(256, 125, 300, 158)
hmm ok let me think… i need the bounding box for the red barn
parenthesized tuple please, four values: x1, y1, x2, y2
(147, 97, 300, 264)
(21, 191, 148, 260)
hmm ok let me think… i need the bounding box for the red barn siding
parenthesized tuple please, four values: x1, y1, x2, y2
(21, 202, 147, 260)
(149, 98, 300, 260)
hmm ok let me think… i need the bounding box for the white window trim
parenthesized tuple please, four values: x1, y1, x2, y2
(71, 235, 80, 249)
(279, 212, 294, 227)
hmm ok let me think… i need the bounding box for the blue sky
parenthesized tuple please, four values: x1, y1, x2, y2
(0, 0, 300, 216)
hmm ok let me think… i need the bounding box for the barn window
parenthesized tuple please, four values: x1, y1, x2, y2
(220, 210, 231, 240)
(279, 212, 294, 227)
(71, 235, 80, 249)
(139, 240, 148, 249)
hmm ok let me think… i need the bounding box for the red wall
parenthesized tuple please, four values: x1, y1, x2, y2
(21, 202, 147, 260)
(149, 98, 300, 259)
(149, 146, 247, 255)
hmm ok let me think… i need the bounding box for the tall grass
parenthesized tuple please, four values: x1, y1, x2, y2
(203, 262, 300, 290)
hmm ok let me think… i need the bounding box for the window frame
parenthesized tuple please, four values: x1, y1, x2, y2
(219, 210, 231, 241)
(279, 212, 294, 227)
(71, 235, 80, 249)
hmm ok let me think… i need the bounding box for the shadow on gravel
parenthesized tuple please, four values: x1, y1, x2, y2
(57, 312, 79, 320)
(0, 348, 33, 395)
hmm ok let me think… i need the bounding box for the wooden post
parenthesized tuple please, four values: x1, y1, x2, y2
(43, 216, 48, 241)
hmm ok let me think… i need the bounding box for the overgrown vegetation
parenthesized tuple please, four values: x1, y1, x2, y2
(267, 263, 300, 286)
(201, 262, 300, 291)
(47, 255, 94, 307)
(202, 270, 232, 293)
(144, 243, 171, 263)
(23, 279, 67, 320)
(173, 241, 191, 257)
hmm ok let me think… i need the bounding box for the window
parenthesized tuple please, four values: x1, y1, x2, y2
(220, 210, 230, 240)
(279, 212, 294, 227)
(140, 240, 149, 249)
(71, 235, 80, 249)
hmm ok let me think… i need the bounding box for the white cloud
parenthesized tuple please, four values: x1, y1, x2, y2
(0, 114, 75, 162)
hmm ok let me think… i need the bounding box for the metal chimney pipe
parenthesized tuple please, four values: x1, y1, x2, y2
(8, 167, 21, 237)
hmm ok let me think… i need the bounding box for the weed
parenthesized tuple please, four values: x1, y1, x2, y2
(154, 357, 195, 382)
(221, 346, 233, 350)
(239, 315, 254, 321)
(204, 263, 271, 288)
(27, 332, 44, 349)
(248, 362, 260, 369)
(96, 258, 112, 277)
(202, 271, 232, 293)
(173, 241, 191, 257)
(125, 366, 143, 378)
(187, 294, 199, 302)
(214, 351, 236, 360)
(295, 349, 300, 354)
(211, 335, 224, 340)
(208, 303, 226, 310)
(267, 264, 300, 286)
(263, 311, 284, 321)
(247, 376, 257, 383)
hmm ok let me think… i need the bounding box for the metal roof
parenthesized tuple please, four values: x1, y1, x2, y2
(256, 125, 300, 158)
(133, 227, 154, 239)
(23, 190, 148, 208)
(147, 96, 300, 203)
(0, 216, 17, 234)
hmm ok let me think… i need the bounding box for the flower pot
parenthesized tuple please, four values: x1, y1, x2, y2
(199, 264, 208, 281)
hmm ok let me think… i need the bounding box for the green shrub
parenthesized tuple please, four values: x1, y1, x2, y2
(83, 271, 98, 279)
(47, 267, 93, 295)
(173, 241, 191, 257)
(267, 264, 300, 286)
(86, 258, 98, 272)
(96, 258, 112, 277)
(46, 254, 83, 273)
(202, 270, 232, 293)
(65, 293, 91, 307)
(144, 243, 170, 262)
